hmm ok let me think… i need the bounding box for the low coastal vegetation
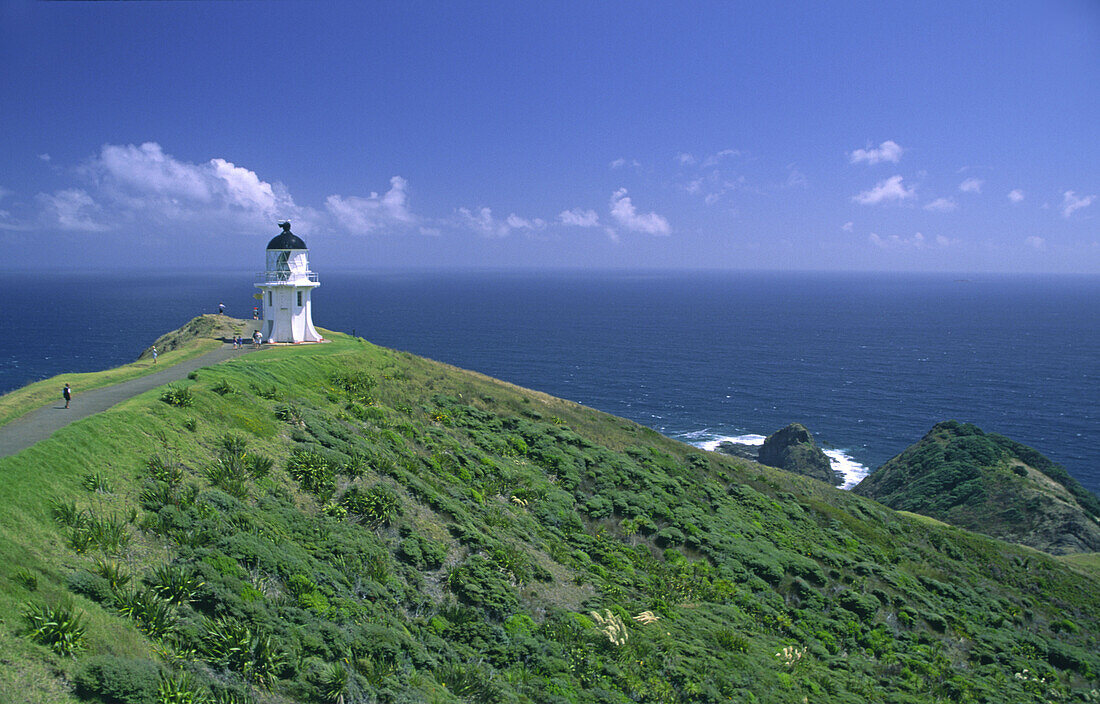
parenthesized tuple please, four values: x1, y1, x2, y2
(854, 421, 1100, 555)
(0, 323, 1097, 703)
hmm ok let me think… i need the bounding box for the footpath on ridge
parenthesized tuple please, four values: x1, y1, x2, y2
(0, 341, 260, 459)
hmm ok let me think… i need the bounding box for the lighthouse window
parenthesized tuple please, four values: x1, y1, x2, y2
(297, 291, 303, 307)
(267, 291, 272, 306)
(274, 251, 290, 280)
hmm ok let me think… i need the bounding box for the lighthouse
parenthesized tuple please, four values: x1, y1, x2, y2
(255, 221, 323, 343)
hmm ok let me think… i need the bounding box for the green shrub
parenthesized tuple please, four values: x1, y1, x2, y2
(340, 484, 401, 527)
(65, 570, 114, 604)
(114, 588, 177, 639)
(161, 385, 194, 407)
(287, 450, 336, 496)
(655, 526, 685, 547)
(22, 600, 87, 656)
(82, 471, 112, 493)
(148, 563, 204, 605)
(446, 555, 519, 615)
(93, 558, 132, 592)
(13, 568, 38, 591)
(75, 656, 162, 704)
(147, 454, 185, 485)
(212, 379, 236, 395)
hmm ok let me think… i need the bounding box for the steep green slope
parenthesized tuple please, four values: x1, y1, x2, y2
(854, 421, 1100, 555)
(1, 335, 1098, 704)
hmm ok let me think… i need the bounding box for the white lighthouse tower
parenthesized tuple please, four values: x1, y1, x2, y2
(255, 221, 323, 343)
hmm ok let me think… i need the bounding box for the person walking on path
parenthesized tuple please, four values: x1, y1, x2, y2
(62, 383, 72, 409)
(151, 346, 158, 364)
(218, 302, 226, 315)
(253, 330, 262, 347)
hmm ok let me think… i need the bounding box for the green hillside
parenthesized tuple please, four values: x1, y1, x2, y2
(853, 421, 1100, 556)
(1, 329, 1098, 703)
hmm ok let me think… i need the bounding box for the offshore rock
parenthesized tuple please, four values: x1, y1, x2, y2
(758, 423, 841, 486)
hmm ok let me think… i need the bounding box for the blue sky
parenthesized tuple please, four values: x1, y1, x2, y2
(1, 1, 1097, 272)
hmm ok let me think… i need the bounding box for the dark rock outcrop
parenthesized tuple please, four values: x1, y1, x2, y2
(757, 423, 841, 486)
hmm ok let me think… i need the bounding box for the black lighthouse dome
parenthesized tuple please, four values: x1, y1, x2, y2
(266, 221, 307, 250)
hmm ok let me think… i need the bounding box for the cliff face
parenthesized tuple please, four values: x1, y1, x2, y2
(854, 421, 1100, 555)
(757, 423, 841, 486)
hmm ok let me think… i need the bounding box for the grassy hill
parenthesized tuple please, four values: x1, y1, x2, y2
(1, 327, 1098, 703)
(853, 421, 1100, 556)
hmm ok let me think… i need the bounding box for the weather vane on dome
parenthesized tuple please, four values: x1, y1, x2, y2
(279, 221, 292, 232)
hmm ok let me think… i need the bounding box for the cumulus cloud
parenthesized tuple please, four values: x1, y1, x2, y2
(701, 149, 739, 167)
(1025, 236, 1046, 251)
(785, 166, 807, 188)
(38, 188, 108, 231)
(924, 197, 957, 212)
(609, 157, 641, 170)
(325, 176, 415, 235)
(558, 208, 600, 228)
(852, 175, 915, 205)
(1008, 189, 1024, 203)
(1062, 190, 1095, 218)
(505, 213, 546, 231)
(868, 231, 952, 249)
(66, 142, 314, 234)
(609, 188, 670, 235)
(456, 207, 544, 237)
(958, 177, 983, 194)
(848, 140, 903, 165)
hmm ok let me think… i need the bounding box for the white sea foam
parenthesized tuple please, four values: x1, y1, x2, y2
(823, 449, 870, 489)
(681, 430, 870, 490)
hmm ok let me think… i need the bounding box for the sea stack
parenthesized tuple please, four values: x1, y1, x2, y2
(255, 221, 323, 343)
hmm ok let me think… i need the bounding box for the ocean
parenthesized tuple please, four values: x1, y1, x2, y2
(4, 270, 1097, 494)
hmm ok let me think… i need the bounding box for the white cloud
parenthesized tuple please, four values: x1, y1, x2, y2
(842, 221, 854, 232)
(38, 153, 50, 162)
(38, 188, 108, 231)
(676, 152, 696, 165)
(1025, 236, 1046, 251)
(785, 166, 807, 188)
(924, 197, 958, 212)
(700, 149, 739, 167)
(457, 206, 503, 237)
(211, 158, 278, 212)
(325, 176, 415, 235)
(868, 231, 951, 249)
(68, 142, 316, 234)
(558, 208, 600, 228)
(96, 142, 213, 202)
(848, 140, 903, 165)
(852, 175, 915, 205)
(505, 213, 545, 231)
(609, 157, 641, 170)
(609, 188, 670, 235)
(1008, 189, 1024, 203)
(958, 177, 983, 194)
(457, 207, 544, 237)
(1062, 190, 1096, 218)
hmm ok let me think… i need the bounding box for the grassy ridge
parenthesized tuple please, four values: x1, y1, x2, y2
(0, 315, 254, 428)
(1, 333, 1098, 703)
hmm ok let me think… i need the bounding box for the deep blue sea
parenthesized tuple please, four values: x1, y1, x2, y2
(3, 270, 1097, 494)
